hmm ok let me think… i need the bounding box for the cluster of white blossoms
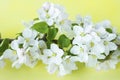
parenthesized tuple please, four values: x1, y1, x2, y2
(0, 2, 120, 76)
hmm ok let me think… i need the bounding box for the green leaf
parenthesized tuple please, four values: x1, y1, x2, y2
(47, 28, 58, 41)
(32, 22, 49, 33)
(0, 38, 9, 56)
(106, 28, 112, 33)
(58, 34, 71, 48)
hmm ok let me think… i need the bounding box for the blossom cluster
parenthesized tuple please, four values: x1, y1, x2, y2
(0, 2, 120, 76)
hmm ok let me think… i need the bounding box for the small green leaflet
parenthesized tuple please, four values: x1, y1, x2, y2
(32, 22, 49, 33)
(106, 28, 112, 33)
(0, 39, 9, 56)
(58, 34, 71, 48)
(47, 28, 58, 41)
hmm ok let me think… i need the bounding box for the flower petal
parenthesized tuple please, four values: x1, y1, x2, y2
(11, 40, 19, 50)
(108, 42, 117, 51)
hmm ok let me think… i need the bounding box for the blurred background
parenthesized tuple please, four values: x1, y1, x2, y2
(0, 0, 120, 80)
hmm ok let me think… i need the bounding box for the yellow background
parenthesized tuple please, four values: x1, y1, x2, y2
(0, 0, 120, 80)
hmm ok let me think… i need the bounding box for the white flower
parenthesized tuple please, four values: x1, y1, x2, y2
(72, 26, 93, 45)
(70, 45, 88, 62)
(42, 43, 64, 74)
(102, 34, 117, 56)
(38, 2, 60, 26)
(87, 33, 105, 59)
(42, 43, 64, 64)
(96, 50, 120, 70)
(2, 49, 17, 62)
(12, 48, 29, 68)
(95, 20, 111, 28)
(10, 40, 29, 68)
(29, 40, 47, 60)
(17, 28, 38, 49)
(10, 40, 38, 68)
(73, 25, 92, 36)
(29, 46, 41, 60)
(56, 20, 74, 39)
(76, 15, 93, 28)
(58, 56, 78, 76)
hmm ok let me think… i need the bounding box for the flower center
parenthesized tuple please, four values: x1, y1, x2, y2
(90, 42, 94, 47)
(66, 58, 70, 63)
(52, 53, 57, 57)
(80, 47, 84, 53)
(60, 20, 65, 25)
(13, 50, 17, 55)
(26, 38, 30, 42)
(80, 32, 85, 37)
(46, 13, 50, 18)
(104, 41, 108, 45)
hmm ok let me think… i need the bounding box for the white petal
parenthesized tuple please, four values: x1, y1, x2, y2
(79, 53, 88, 62)
(96, 54, 106, 59)
(49, 57, 62, 65)
(90, 32, 101, 42)
(70, 56, 81, 62)
(28, 60, 38, 68)
(30, 47, 41, 59)
(73, 26, 83, 36)
(47, 19, 54, 26)
(82, 34, 92, 44)
(48, 7, 55, 17)
(109, 60, 118, 69)
(105, 46, 110, 56)
(31, 30, 38, 39)
(23, 41, 29, 49)
(42, 2, 51, 10)
(108, 42, 117, 51)
(12, 60, 22, 69)
(41, 57, 47, 64)
(43, 49, 53, 57)
(29, 39, 36, 46)
(58, 64, 67, 76)
(86, 55, 97, 67)
(106, 34, 116, 41)
(70, 45, 80, 55)
(22, 28, 32, 38)
(3, 49, 17, 62)
(0, 60, 5, 68)
(92, 44, 105, 54)
(51, 44, 59, 53)
(72, 36, 82, 46)
(57, 49, 64, 57)
(17, 36, 24, 44)
(39, 40, 47, 49)
(47, 63, 58, 74)
(11, 40, 19, 50)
